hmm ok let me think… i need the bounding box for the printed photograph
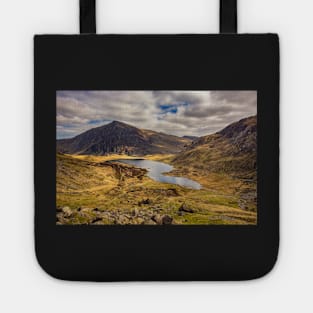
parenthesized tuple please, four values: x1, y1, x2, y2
(56, 91, 257, 225)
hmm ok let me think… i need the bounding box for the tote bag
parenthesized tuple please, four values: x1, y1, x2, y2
(34, 0, 279, 281)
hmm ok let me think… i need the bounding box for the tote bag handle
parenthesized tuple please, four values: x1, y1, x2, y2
(80, 0, 237, 34)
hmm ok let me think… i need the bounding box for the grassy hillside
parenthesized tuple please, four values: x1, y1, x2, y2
(173, 116, 257, 178)
(171, 116, 257, 213)
(56, 116, 257, 225)
(56, 153, 257, 225)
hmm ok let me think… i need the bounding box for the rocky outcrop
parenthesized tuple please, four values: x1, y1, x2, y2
(107, 161, 147, 181)
(217, 115, 257, 155)
(56, 206, 175, 225)
(151, 214, 173, 225)
(178, 203, 195, 213)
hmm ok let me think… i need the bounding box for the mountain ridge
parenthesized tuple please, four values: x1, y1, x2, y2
(172, 115, 257, 177)
(57, 120, 191, 155)
(57, 116, 257, 176)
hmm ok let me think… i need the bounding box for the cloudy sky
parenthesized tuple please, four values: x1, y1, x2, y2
(56, 90, 257, 139)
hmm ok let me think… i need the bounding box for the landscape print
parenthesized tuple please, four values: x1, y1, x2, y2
(57, 91, 257, 225)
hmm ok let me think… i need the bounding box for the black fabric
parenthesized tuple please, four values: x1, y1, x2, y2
(34, 34, 279, 281)
(220, 0, 237, 33)
(79, 0, 237, 34)
(80, 0, 96, 34)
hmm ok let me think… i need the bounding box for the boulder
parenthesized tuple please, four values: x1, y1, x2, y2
(166, 188, 179, 196)
(91, 217, 103, 224)
(178, 203, 195, 213)
(144, 219, 157, 225)
(151, 214, 162, 224)
(62, 206, 72, 217)
(161, 215, 173, 225)
(152, 214, 173, 225)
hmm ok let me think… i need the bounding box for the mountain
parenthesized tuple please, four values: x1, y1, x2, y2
(173, 116, 257, 177)
(57, 121, 191, 155)
(182, 135, 199, 141)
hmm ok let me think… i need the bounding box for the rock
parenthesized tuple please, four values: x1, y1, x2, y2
(178, 203, 195, 213)
(144, 219, 157, 225)
(56, 213, 68, 224)
(138, 198, 151, 206)
(116, 215, 129, 225)
(152, 214, 162, 224)
(135, 217, 145, 225)
(62, 206, 72, 217)
(161, 215, 173, 225)
(131, 208, 139, 216)
(152, 214, 173, 225)
(91, 217, 103, 224)
(77, 211, 92, 220)
(93, 220, 105, 225)
(166, 188, 179, 196)
(77, 207, 90, 213)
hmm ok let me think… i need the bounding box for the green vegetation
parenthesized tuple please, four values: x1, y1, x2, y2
(57, 153, 257, 225)
(56, 116, 257, 225)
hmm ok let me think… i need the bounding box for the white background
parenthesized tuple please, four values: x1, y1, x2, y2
(0, 0, 312, 312)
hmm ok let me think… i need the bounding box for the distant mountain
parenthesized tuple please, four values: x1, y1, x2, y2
(173, 116, 257, 177)
(57, 121, 191, 155)
(182, 135, 199, 141)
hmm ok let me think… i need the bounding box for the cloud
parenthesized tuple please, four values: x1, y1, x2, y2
(56, 90, 257, 139)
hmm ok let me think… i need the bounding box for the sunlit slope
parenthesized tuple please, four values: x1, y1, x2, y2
(56, 153, 257, 225)
(173, 116, 257, 179)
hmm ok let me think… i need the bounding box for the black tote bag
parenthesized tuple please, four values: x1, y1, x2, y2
(34, 0, 279, 281)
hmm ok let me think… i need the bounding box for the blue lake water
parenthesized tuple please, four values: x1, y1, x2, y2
(116, 159, 202, 190)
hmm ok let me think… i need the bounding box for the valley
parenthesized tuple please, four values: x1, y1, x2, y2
(57, 153, 256, 225)
(56, 115, 257, 225)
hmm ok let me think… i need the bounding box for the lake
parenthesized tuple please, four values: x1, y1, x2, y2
(116, 159, 202, 190)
